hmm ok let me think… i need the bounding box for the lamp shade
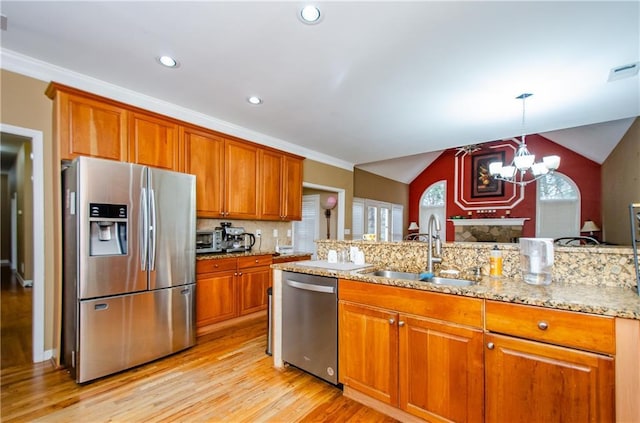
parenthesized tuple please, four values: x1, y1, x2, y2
(322, 195, 337, 210)
(408, 221, 419, 231)
(580, 220, 600, 232)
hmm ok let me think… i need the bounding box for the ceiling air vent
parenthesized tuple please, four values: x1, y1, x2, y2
(608, 62, 639, 82)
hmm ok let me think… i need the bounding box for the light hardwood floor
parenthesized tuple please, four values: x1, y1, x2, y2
(1, 274, 397, 422)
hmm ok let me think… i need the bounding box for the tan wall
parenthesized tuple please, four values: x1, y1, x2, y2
(602, 118, 640, 245)
(1, 174, 10, 262)
(16, 141, 34, 281)
(303, 159, 354, 239)
(0, 70, 57, 357)
(354, 168, 410, 236)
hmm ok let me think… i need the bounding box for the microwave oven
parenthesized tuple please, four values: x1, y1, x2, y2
(196, 230, 223, 254)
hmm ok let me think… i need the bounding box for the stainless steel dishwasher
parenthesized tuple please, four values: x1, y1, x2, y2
(282, 271, 338, 385)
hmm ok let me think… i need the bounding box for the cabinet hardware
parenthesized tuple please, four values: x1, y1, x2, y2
(398, 321, 405, 327)
(537, 321, 549, 330)
(389, 318, 395, 325)
(487, 342, 495, 350)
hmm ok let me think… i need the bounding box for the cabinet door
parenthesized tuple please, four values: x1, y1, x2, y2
(129, 111, 180, 171)
(184, 127, 225, 217)
(259, 149, 283, 220)
(399, 314, 484, 422)
(485, 333, 615, 423)
(338, 301, 398, 406)
(224, 139, 259, 219)
(196, 271, 237, 327)
(55, 90, 128, 161)
(282, 155, 303, 220)
(238, 266, 271, 315)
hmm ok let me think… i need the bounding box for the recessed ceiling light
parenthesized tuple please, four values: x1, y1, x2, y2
(247, 96, 263, 105)
(157, 55, 179, 68)
(299, 5, 321, 24)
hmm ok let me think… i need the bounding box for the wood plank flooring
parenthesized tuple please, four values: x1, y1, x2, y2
(1, 291, 398, 422)
(1, 265, 32, 368)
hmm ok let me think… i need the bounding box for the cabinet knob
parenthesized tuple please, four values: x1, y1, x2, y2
(398, 321, 405, 327)
(487, 342, 495, 350)
(537, 321, 549, 330)
(388, 318, 395, 325)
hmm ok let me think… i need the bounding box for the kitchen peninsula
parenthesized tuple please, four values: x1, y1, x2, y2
(272, 241, 640, 422)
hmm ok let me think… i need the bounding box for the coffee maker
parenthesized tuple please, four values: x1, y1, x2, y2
(217, 222, 256, 252)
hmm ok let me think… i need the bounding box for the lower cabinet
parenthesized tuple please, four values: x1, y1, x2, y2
(484, 300, 615, 423)
(196, 255, 272, 329)
(484, 333, 614, 423)
(338, 279, 484, 422)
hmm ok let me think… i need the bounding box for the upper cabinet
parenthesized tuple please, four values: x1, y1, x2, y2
(224, 139, 260, 219)
(47, 82, 304, 221)
(47, 84, 128, 161)
(128, 111, 181, 171)
(183, 126, 225, 218)
(259, 150, 303, 221)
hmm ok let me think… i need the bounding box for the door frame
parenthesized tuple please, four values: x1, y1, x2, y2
(302, 182, 345, 240)
(0, 123, 46, 363)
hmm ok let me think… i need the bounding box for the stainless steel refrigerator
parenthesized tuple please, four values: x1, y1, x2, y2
(62, 156, 196, 383)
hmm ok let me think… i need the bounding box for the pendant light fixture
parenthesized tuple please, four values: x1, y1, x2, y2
(489, 93, 560, 186)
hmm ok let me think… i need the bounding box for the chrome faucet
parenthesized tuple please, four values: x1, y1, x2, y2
(426, 214, 442, 273)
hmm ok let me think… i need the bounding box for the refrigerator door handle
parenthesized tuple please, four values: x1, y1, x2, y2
(149, 188, 157, 271)
(140, 187, 148, 271)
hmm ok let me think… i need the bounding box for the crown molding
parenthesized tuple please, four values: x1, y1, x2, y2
(0, 48, 354, 172)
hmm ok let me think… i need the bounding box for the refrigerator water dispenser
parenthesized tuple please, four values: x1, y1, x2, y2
(89, 203, 127, 256)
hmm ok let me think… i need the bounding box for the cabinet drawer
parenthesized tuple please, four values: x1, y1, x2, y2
(196, 258, 237, 275)
(485, 300, 615, 355)
(238, 255, 273, 269)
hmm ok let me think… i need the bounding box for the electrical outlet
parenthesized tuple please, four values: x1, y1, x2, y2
(287, 229, 291, 237)
(255, 229, 261, 237)
(273, 229, 278, 237)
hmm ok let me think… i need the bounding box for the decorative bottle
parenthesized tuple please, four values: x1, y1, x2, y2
(489, 245, 503, 278)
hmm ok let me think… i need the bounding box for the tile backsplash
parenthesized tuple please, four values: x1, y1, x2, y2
(197, 219, 294, 252)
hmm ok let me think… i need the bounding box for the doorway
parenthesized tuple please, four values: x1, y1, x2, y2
(293, 183, 345, 258)
(0, 124, 46, 364)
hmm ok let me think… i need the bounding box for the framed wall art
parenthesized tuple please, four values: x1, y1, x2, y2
(471, 151, 504, 198)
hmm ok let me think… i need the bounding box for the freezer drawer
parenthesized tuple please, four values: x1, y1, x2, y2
(76, 285, 195, 383)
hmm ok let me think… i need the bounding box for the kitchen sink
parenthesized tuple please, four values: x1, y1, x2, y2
(366, 270, 475, 287)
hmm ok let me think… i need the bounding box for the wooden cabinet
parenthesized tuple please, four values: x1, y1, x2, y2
(237, 255, 273, 315)
(272, 254, 312, 264)
(183, 126, 225, 217)
(47, 84, 128, 161)
(339, 301, 398, 405)
(338, 279, 484, 422)
(195, 258, 237, 327)
(129, 111, 181, 171)
(224, 139, 260, 219)
(485, 301, 615, 423)
(259, 150, 303, 221)
(48, 83, 305, 221)
(196, 255, 272, 330)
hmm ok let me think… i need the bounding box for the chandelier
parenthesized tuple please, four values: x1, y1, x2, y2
(489, 93, 560, 186)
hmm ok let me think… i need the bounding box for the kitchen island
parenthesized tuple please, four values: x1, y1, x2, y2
(272, 241, 640, 422)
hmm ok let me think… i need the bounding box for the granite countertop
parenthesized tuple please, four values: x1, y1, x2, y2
(197, 251, 311, 261)
(273, 262, 640, 320)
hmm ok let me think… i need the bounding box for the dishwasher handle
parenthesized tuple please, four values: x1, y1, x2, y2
(286, 279, 336, 294)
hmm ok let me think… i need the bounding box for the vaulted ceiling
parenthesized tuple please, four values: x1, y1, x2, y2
(1, 1, 638, 182)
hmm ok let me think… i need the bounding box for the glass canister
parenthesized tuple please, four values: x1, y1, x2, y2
(519, 238, 554, 285)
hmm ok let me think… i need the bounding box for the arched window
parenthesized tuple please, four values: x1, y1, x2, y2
(419, 181, 446, 234)
(536, 172, 580, 238)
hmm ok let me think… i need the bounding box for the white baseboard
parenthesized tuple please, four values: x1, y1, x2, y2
(16, 272, 33, 287)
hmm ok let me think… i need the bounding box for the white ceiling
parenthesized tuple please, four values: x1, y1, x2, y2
(1, 1, 638, 183)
